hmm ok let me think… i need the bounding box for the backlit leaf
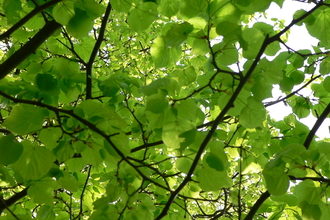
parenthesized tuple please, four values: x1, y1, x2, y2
(3, 105, 49, 135)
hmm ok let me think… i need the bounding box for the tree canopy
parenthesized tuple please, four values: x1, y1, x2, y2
(0, 0, 330, 219)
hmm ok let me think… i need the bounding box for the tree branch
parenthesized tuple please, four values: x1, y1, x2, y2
(0, 187, 28, 214)
(243, 191, 270, 220)
(304, 103, 330, 149)
(0, 20, 62, 80)
(0, 0, 62, 41)
(86, 2, 112, 99)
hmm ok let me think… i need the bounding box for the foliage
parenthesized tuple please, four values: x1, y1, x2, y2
(0, 0, 330, 219)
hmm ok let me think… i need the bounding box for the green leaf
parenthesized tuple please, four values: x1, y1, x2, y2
(216, 21, 241, 42)
(52, 1, 75, 25)
(35, 73, 60, 96)
(146, 97, 168, 114)
(127, 2, 158, 32)
(28, 177, 58, 204)
(13, 141, 55, 181)
(3, 0, 22, 24)
(158, 0, 179, 17)
(179, 0, 207, 19)
(0, 134, 23, 165)
(3, 104, 49, 135)
(111, 0, 133, 12)
(37, 205, 56, 220)
(150, 36, 181, 67)
(39, 128, 62, 150)
(215, 43, 238, 66)
(175, 157, 192, 174)
(197, 166, 232, 191)
(173, 66, 197, 86)
(262, 158, 289, 196)
(320, 58, 330, 75)
(289, 96, 311, 118)
(163, 22, 193, 47)
(295, 179, 323, 205)
(242, 27, 264, 59)
(58, 171, 80, 192)
(67, 8, 94, 39)
(259, 58, 283, 84)
(323, 76, 330, 93)
(306, 7, 330, 48)
(162, 120, 195, 149)
(240, 97, 266, 128)
(204, 153, 224, 171)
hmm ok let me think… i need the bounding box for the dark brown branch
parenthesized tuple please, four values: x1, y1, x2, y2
(0, 20, 62, 80)
(243, 191, 270, 220)
(74, 165, 92, 219)
(264, 75, 321, 107)
(304, 103, 330, 149)
(86, 2, 112, 99)
(0, 0, 62, 41)
(0, 188, 28, 214)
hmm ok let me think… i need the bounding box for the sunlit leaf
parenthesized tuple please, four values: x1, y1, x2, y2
(240, 97, 266, 128)
(3, 105, 49, 135)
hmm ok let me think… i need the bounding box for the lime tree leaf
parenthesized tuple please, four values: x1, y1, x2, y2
(162, 120, 195, 150)
(80, 0, 105, 19)
(158, 0, 179, 17)
(320, 58, 330, 75)
(0, 134, 23, 165)
(3, 104, 49, 135)
(3, 0, 22, 24)
(306, 7, 330, 48)
(262, 158, 289, 196)
(172, 66, 197, 87)
(278, 143, 306, 164)
(28, 177, 58, 204)
(52, 1, 75, 25)
(204, 153, 224, 171)
(197, 166, 232, 191)
(176, 99, 198, 121)
(163, 22, 193, 47)
(127, 2, 158, 32)
(107, 132, 131, 157)
(300, 202, 322, 220)
(39, 128, 62, 150)
(323, 76, 330, 93)
(295, 179, 323, 205)
(289, 96, 311, 118)
(179, 0, 207, 19)
(270, 194, 298, 206)
(215, 43, 239, 66)
(13, 141, 55, 181)
(259, 58, 283, 84)
(35, 73, 60, 96)
(251, 76, 273, 101)
(242, 27, 264, 59)
(67, 8, 94, 39)
(111, 0, 132, 12)
(216, 21, 241, 43)
(150, 36, 181, 67)
(37, 206, 56, 220)
(139, 78, 171, 96)
(58, 171, 80, 192)
(146, 95, 168, 114)
(240, 97, 266, 128)
(175, 157, 193, 174)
